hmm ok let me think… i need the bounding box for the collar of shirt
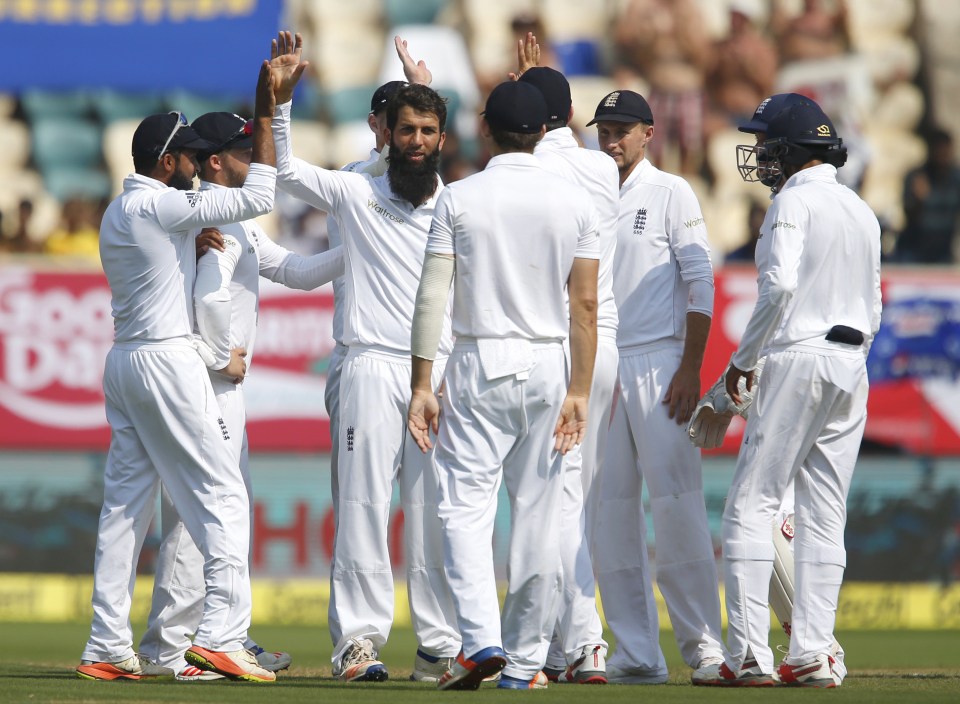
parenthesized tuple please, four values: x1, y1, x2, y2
(620, 156, 652, 192)
(371, 170, 445, 209)
(484, 152, 542, 170)
(535, 127, 577, 153)
(123, 172, 169, 191)
(198, 179, 227, 192)
(780, 162, 838, 192)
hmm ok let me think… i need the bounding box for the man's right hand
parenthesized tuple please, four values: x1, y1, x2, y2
(270, 30, 310, 105)
(220, 347, 247, 384)
(509, 32, 541, 80)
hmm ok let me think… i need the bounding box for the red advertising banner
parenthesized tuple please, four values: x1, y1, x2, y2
(2, 263, 959, 454)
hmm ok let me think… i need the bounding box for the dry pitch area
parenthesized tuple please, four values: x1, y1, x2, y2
(4, 623, 959, 703)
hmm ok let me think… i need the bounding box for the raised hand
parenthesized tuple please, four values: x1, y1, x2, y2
(270, 30, 309, 104)
(508, 32, 541, 80)
(395, 35, 432, 85)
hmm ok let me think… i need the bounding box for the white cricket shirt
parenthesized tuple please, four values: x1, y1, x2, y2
(193, 180, 344, 371)
(274, 102, 452, 356)
(731, 164, 882, 370)
(612, 158, 714, 349)
(329, 148, 387, 346)
(427, 152, 599, 341)
(534, 127, 619, 336)
(99, 163, 276, 344)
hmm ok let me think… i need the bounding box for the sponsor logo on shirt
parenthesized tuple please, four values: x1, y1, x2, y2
(186, 192, 203, 208)
(772, 221, 796, 230)
(684, 216, 704, 228)
(367, 199, 405, 224)
(633, 208, 647, 236)
(346, 425, 355, 451)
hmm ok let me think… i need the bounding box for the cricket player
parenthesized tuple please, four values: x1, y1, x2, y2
(138, 111, 345, 681)
(717, 99, 880, 687)
(589, 90, 725, 684)
(517, 66, 619, 684)
(407, 79, 600, 690)
(77, 60, 281, 683)
(269, 33, 460, 682)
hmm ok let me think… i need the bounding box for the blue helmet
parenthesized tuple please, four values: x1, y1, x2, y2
(738, 92, 810, 134)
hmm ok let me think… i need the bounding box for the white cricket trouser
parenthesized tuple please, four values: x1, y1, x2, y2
(82, 342, 250, 664)
(330, 346, 459, 664)
(595, 342, 723, 671)
(546, 333, 618, 668)
(324, 342, 348, 645)
(722, 346, 866, 673)
(139, 375, 251, 672)
(435, 341, 566, 681)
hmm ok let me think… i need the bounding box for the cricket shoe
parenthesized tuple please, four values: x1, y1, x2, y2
(410, 649, 455, 682)
(497, 671, 549, 689)
(176, 665, 225, 682)
(778, 654, 838, 688)
(691, 656, 725, 685)
(437, 646, 507, 690)
(247, 643, 292, 672)
(334, 638, 388, 682)
(184, 645, 276, 682)
(562, 645, 607, 684)
(76, 654, 173, 681)
(606, 663, 668, 684)
(710, 658, 779, 687)
(542, 664, 564, 682)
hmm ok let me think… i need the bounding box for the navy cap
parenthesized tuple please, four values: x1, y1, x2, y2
(587, 90, 654, 126)
(132, 112, 213, 157)
(739, 93, 812, 134)
(482, 81, 549, 134)
(519, 67, 571, 124)
(371, 80, 408, 114)
(191, 112, 253, 160)
(766, 100, 840, 146)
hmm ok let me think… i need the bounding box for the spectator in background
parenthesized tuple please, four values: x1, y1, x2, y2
(771, 0, 849, 66)
(705, 2, 778, 138)
(0, 199, 40, 254)
(726, 201, 768, 263)
(895, 128, 960, 264)
(613, 0, 711, 175)
(44, 198, 101, 260)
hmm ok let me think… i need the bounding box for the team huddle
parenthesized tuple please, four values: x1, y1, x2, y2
(75, 30, 881, 689)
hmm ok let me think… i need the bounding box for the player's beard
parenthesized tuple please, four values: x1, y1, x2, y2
(169, 160, 196, 191)
(387, 141, 441, 207)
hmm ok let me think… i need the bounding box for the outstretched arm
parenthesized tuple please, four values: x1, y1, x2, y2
(394, 35, 432, 85)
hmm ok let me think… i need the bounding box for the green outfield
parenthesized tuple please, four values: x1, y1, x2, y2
(4, 623, 959, 703)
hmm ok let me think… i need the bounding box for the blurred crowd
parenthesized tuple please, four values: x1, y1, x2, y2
(1, 0, 958, 265)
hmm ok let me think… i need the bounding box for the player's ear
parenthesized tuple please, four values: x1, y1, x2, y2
(367, 112, 379, 135)
(437, 131, 446, 152)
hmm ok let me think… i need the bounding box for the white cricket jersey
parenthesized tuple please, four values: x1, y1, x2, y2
(427, 152, 599, 341)
(329, 149, 387, 345)
(273, 101, 452, 355)
(612, 158, 714, 349)
(193, 180, 344, 372)
(534, 127, 619, 336)
(99, 164, 276, 344)
(732, 164, 882, 370)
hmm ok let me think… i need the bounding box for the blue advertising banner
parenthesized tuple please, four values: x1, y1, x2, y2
(0, 0, 282, 96)
(868, 295, 960, 383)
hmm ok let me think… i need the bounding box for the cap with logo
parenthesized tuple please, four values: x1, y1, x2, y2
(132, 112, 213, 157)
(587, 90, 654, 126)
(191, 112, 254, 161)
(482, 81, 549, 134)
(765, 100, 840, 146)
(739, 93, 812, 134)
(371, 80, 408, 114)
(518, 67, 571, 124)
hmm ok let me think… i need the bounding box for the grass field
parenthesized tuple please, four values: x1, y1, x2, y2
(4, 623, 959, 703)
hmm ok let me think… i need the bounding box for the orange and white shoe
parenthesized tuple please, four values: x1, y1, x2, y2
(710, 658, 779, 687)
(438, 646, 507, 690)
(176, 664, 225, 682)
(76, 654, 173, 681)
(185, 645, 276, 682)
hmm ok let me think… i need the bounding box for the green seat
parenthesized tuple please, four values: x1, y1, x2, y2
(94, 90, 165, 123)
(385, 0, 448, 25)
(42, 166, 112, 201)
(324, 85, 378, 125)
(31, 117, 102, 171)
(21, 90, 92, 121)
(167, 91, 244, 123)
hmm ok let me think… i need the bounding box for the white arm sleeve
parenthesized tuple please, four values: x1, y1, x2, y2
(687, 278, 714, 317)
(411, 253, 455, 361)
(258, 230, 345, 290)
(194, 235, 241, 368)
